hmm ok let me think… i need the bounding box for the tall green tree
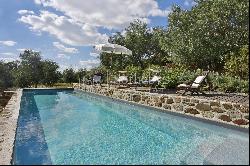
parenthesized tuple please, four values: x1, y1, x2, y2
(41, 60, 60, 86)
(106, 20, 168, 70)
(0, 61, 19, 89)
(62, 68, 77, 83)
(75, 68, 87, 80)
(18, 50, 43, 87)
(147, 27, 170, 66)
(165, 0, 249, 71)
(123, 20, 152, 68)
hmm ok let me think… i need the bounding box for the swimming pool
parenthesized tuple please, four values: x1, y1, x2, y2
(13, 89, 249, 165)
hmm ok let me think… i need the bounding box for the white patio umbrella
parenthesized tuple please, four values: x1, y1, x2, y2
(93, 43, 132, 87)
(94, 43, 132, 55)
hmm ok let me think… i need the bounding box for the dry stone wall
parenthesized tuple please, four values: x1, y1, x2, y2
(80, 85, 249, 128)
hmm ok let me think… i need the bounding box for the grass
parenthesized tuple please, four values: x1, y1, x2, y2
(36, 83, 74, 88)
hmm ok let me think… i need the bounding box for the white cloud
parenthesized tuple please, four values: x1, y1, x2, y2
(184, 0, 196, 7)
(17, 48, 27, 52)
(0, 57, 18, 62)
(79, 59, 100, 69)
(0, 52, 16, 56)
(90, 52, 99, 58)
(19, 11, 108, 46)
(36, 0, 170, 29)
(0, 40, 17, 46)
(16, 48, 40, 53)
(19, 1, 170, 47)
(18, 10, 35, 15)
(57, 53, 70, 59)
(34, 0, 42, 5)
(53, 42, 78, 54)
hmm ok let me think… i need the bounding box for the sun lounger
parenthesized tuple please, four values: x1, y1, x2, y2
(117, 76, 128, 85)
(93, 75, 102, 85)
(177, 72, 208, 95)
(142, 76, 161, 85)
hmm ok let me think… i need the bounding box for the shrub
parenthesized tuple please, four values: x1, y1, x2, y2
(224, 45, 249, 79)
(160, 66, 202, 89)
(209, 73, 249, 93)
(159, 67, 249, 93)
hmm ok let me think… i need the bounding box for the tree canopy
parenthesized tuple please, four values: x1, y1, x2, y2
(164, 0, 249, 71)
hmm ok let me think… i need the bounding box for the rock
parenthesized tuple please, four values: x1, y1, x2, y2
(211, 106, 225, 113)
(173, 104, 184, 112)
(182, 98, 190, 103)
(190, 99, 199, 103)
(162, 104, 171, 110)
(166, 98, 174, 104)
(133, 95, 141, 102)
(219, 115, 232, 122)
(227, 110, 242, 119)
(202, 111, 214, 118)
(159, 96, 165, 103)
(232, 119, 249, 125)
(185, 107, 200, 115)
(174, 97, 182, 103)
(141, 95, 149, 101)
(233, 104, 241, 109)
(155, 101, 163, 107)
(210, 101, 220, 107)
(239, 106, 249, 113)
(196, 103, 210, 111)
(222, 103, 233, 110)
(187, 103, 195, 106)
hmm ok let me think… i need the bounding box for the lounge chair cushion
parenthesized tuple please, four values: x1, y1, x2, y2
(117, 76, 128, 82)
(150, 76, 161, 83)
(193, 76, 206, 84)
(178, 76, 206, 88)
(177, 83, 189, 88)
(93, 75, 101, 83)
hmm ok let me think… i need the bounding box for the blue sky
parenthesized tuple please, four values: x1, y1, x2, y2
(0, 0, 195, 71)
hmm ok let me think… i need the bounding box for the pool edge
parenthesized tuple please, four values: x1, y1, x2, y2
(0, 89, 22, 165)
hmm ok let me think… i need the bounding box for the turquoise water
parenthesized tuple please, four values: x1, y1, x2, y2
(14, 90, 249, 165)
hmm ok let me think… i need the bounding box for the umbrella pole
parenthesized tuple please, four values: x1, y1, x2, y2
(108, 52, 113, 88)
(107, 70, 109, 88)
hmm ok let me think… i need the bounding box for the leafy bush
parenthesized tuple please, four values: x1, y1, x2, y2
(209, 73, 249, 93)
(141, 65, 161, 81)
(225, 45, 249, 79)
(160, 66, 203, 89)
(159, 67, 249, 93)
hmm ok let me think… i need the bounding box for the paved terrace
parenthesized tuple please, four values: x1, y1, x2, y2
(0, 90, 22, 165)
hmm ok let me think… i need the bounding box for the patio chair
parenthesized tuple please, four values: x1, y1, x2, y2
(149, 76, 161, 84)
(142, 76, 161, 85)
(0, 88, 5, 97)
(93, 75, 102, 85)
(117, 76, 128, 86)
(177, 71, 209, 95)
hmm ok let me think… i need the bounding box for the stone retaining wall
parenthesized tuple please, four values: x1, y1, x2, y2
(80, 85, 249, 128)
(0, 90, 22, 165)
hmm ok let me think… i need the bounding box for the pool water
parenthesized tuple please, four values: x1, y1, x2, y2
(13, 90, 249, 165)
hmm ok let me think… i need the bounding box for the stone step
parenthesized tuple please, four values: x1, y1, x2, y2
(203, 138, 249, 165)
(180, 135, 224, 165)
